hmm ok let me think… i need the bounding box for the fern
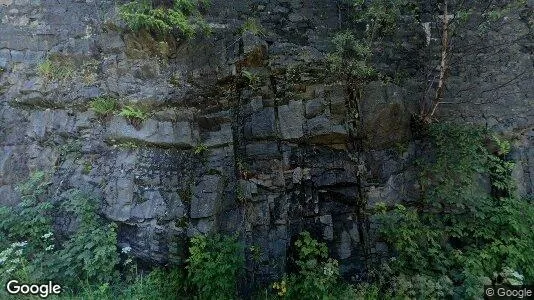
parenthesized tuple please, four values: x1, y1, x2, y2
(118, 0, 208, 37)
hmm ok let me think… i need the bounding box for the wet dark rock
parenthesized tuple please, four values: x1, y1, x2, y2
(0, 0, 531, 289)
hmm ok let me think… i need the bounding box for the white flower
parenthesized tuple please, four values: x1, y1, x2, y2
(12, 241, 27, 248)
(45, 245, 54, 251)
(1, 248, 13, 257)
(42, 232, 53, 239)
(121, 246, 132, 254)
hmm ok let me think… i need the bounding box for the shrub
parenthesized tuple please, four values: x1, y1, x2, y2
(118, 0, 209, 37)
(0, 172, 53, 251)
(53, 190, 119, 290)
(90, 97, 118, 116)
(0, 174, 119, 295)
(275, 231, 356, 299)
(327, 31, 376, 80)
(328, 0, 410, 83)
(187, 234, 244, 299)
(351, 0, 409, 35)
(376, 124, 534, 298)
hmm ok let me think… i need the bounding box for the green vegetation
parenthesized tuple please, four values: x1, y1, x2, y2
(327, 31, 376, 80)
(58, 140, 83, 160)
(178, 187, 192, 203)
(115, 141, 140, 150)
(332, 0, 527, 121)
(277, 231, 357, 299)
(264, 125, 532, 299)
(90, 96, 119, 116)
(236, 182, 246, 203)
(1, 144, 531, 298)
(169, 72, 182, 86)
(38, 57, 75, 81)
(327, 10, 533, 297)
(119, 268, 185, 299)
(82, 160, 93, 174)
(0, 172, 240, 299)
(373, 124, 534, 298)
(187, 234, 244, 299)
(0, 173, 118, 295)
(241, 69, 260, 87)
(3, 0, 531, 298)
(118, 0, 209, 37)
(119, 105, 148, 125)
(328, 0, 408, 83)
(193, 143, 208, 155)
(240, 18, 265, 36)
(89, 97, 152, 127)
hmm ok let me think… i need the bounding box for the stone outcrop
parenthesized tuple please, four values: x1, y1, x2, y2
(0, 0, 532, 287)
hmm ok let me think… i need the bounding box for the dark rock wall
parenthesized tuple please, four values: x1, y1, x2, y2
(0, 0, 532, 287)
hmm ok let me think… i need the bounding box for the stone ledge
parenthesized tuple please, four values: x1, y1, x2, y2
(105, 116, 195, 148)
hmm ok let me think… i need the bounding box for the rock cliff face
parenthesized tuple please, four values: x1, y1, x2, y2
(0, 0, 532, 286)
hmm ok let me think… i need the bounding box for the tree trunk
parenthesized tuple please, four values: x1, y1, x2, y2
(426, 0, 450, 122)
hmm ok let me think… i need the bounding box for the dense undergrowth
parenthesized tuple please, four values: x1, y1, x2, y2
(0, 124, 530, 299)
(372, 124, 533, 298)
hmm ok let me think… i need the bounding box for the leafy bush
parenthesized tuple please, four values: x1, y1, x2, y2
(2, 124, 531, 300)
(0, 173, 119, 295)
(327, 31, 376, 80)
(90, 97, 119, 116)
(328, 0, 411, 82)
(53, 190, 119, 290)
(118, 0, 209, 37)
(350, 0, 409, 35)
(376, 124, 534, 298)
(187, 234, 244, 299)
(273, 231, 356, 299)
(0, 172, 52, 251)
(0, 172, 188, 299)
